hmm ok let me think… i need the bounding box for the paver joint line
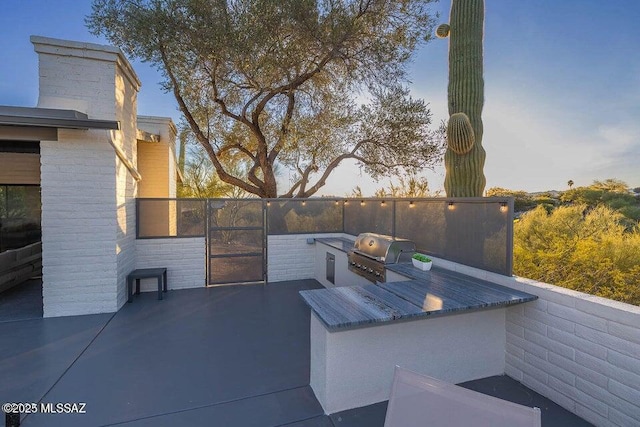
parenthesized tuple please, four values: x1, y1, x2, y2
(20, 312, 117, 425)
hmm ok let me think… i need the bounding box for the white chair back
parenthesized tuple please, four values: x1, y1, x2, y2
(384, 367, 541, 427)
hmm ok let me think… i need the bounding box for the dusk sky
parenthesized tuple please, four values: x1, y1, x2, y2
(1, 0, 638, 195)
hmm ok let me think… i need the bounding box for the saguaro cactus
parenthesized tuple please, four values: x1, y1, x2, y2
(438, 0, 486, 197)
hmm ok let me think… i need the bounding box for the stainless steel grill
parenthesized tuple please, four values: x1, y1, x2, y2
(347, 233, 416, 282)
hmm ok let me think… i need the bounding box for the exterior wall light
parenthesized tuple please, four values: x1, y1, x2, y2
(381, 200, 386, 207)
(302, 200, 306, 206)
(500, 202, 508, 213)
(361, 200, 366, 206)
(409, 201, 415, 208)
(335, 200, 340, 205)
(448, 202, 455, 211)
(344, 200, 349, 205)
(266, 201, 271, 206)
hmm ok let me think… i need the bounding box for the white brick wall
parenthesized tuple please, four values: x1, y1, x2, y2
(40, 131, 119, 317)
(135, 238, 205, 291)
(427, 256, 640, 427)
(33, 36, 141, 317)
(114, 56, 140, 309)
(267, 233, 347, 282)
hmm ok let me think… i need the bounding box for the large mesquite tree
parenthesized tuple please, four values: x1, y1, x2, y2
(88, 0, 444, 198)
(437, 0, 487, 197)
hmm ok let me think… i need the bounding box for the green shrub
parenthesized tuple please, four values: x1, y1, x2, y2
(514, 205, 640, 306)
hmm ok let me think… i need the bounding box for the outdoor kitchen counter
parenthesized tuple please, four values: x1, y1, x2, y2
(299, 264, 537, 331)
(313, 237, 355, 253)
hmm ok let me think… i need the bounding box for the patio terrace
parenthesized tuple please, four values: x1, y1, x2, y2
(2, 197, 639, 426)
(2, 280, 592, 426)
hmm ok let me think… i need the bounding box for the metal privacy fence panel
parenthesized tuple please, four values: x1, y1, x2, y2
(136, 197, 513, 277)
(343, 199, 394, 237)
(137, 199, 206, 238)
(395, 199, 513, 275)
(209, 255, 263, 284)
(208, 199, 264, 229)
(266, 199, 342, 234)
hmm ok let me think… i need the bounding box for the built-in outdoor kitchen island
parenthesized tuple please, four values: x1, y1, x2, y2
(301, 235, 538, 415)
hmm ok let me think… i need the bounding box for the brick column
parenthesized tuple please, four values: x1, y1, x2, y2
(32, 36, 141, 316)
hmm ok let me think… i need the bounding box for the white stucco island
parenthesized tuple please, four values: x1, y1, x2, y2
(303, 237, 537, 414)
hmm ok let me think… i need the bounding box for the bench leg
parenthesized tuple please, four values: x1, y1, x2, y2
(163, 270, 168, 293)
(157, 276, 163, 300)
(127, 277, 133, 303)
(136, 279, 141, 295)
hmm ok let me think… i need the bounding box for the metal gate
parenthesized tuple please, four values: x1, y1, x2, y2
(207, 199, 266, 286)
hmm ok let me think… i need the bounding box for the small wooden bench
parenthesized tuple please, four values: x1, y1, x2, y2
(127, 268, 167, 302)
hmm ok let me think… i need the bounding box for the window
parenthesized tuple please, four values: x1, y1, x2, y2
(0, 185, 41, 252)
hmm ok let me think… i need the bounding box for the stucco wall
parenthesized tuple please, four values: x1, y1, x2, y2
(313, 239, 374, 288)
(310, 308, 506, 414)
(137, 142, 170, 197)
(137, 116, 178, 236)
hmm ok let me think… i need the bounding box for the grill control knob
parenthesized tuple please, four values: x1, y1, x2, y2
(368, 268, 373, 273)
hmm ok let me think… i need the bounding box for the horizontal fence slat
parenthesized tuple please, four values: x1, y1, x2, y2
(209, 252, 263, 259)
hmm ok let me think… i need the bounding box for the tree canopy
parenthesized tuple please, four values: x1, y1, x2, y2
(88, 0, 443, 198)
(561, 179, 640, 224)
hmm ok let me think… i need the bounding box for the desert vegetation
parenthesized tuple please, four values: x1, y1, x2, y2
(509, 180, 640, 305)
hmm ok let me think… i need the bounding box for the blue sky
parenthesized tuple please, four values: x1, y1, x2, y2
(1, 0, 638, 194)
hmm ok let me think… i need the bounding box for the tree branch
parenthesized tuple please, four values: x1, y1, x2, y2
(202, 61, 257, 130)
(159, 45, 264, 196)
(268, 92, 295, 163)
(217, 143, 256, 162)
(242, 90, 265, 119)
(299, 139, 370, 197)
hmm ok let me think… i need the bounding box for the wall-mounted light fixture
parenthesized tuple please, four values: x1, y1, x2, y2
(381, 200, 386, 207)
(500, 202, 508, 213)
(266, 201, 271, 206)
(448, 202, 455, 211)
(360, 200, 365, 206)
(302, 200, 306, 206)
(335, 200, 340, 205)
(409, 201, 415, 208)
(344, 200, 349, 205)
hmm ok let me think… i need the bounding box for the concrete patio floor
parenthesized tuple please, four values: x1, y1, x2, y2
(1, 280, 592, 426)
(0, 279, 43, 322)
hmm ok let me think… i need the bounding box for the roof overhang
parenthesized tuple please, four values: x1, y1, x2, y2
(0, 125, 57, 141)
(0, 106, 119, 130)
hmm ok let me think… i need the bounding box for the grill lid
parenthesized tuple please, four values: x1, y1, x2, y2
(352, 232, 416, 264)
